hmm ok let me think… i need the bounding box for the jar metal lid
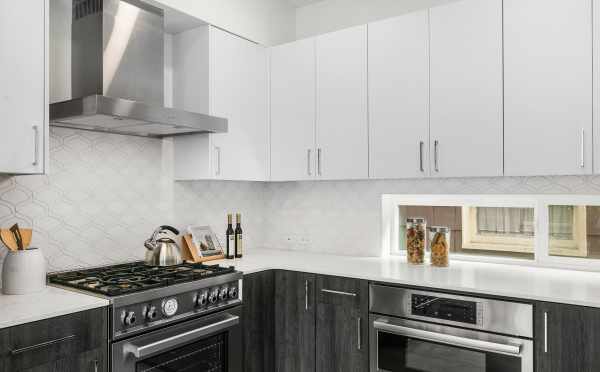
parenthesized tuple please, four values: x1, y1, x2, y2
(406, 217, 426, 224)
(429, 226, 449, 233)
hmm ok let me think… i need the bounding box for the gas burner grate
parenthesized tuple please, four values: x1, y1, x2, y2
(47, 261, 235, 296)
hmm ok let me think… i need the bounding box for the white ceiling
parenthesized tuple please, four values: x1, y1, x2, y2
(286, 0, 326, 8)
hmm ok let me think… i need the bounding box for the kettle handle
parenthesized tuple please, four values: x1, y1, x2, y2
(159, 225, 180, 235)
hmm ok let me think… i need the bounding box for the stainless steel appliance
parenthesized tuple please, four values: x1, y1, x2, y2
(48, 261, 242, 372)
(144, 225, 183, 266)
(49, 0, 227, 137)
(370, 285, 533, 372)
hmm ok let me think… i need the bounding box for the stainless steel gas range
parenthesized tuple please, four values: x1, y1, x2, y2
(48, 261, 243, 372)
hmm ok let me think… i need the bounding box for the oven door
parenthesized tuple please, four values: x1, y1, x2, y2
(112, 307, 242, 372)
(370, 315, 533, 372)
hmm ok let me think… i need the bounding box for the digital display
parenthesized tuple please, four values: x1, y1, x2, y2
(411, 294, 477, 324)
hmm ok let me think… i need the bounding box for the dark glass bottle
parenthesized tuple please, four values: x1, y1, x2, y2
(226, 214, 234, 259)
(235, 213, 243, 258)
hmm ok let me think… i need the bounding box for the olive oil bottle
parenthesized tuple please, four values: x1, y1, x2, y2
(235, 213, 243, 258)
(226, 214, 235, 259)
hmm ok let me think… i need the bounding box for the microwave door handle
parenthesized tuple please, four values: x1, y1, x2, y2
(123, 314, 239, 359)
(373, 320, 521, 356)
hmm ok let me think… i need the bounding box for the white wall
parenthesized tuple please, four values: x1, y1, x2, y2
(150, 0, 296, 46)
(295, 0, 459, 39)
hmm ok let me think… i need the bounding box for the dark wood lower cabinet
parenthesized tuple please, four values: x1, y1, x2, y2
(274, 270, 316, 372)
(315, 276, 368, 372)
(243, 270, 275, 372)
(0, 307, 108, 372)
(536, 301, 600, 372)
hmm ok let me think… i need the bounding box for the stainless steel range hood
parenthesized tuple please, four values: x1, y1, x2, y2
(49, 0, 227, 137)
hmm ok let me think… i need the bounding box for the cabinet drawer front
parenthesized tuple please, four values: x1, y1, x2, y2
(316, 275, 367, 309)
(1, 307, 107, 370)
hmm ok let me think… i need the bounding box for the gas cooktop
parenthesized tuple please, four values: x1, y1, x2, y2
(47, 261, 236, 297)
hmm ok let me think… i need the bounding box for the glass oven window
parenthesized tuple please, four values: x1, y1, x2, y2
(377, 332, 521, 372)
(136, 333, 227, 372)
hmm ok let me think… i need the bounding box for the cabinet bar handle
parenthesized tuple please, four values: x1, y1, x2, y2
(307, 149, 312, 176)
(317, 148, 322, 176)
(321, 289, 357, 297)
(580, 129, 585, 168)
(10, 334, 76, 355)
(357, 317, 362, 350)
(32, 125, 39, 166)
(544, 311, 548, 353)
(305, 280, 309, 310)
(215, 146, 221, 176)
(419, 141, 424, 172)
(434, 140, 439, 172)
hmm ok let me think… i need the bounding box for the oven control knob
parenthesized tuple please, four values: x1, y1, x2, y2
(161, 298, 179, 317)
(219, 287, 229, 301)
(229, 287, 238, 299)
(196, 291, 208, 306)
(146, 306, 158, 321)
(123, 311, 136, 326)
(208, 289, 219, 304)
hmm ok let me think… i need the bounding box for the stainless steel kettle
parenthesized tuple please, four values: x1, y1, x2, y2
(144, 225, 183, 266)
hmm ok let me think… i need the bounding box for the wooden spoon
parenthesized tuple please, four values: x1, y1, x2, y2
(0, 229, 18, 251)
(0, 228, 32, 251)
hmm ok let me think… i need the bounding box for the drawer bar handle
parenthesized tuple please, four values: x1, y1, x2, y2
(10, 334, 76, 355)
(321, 289, 357, 297)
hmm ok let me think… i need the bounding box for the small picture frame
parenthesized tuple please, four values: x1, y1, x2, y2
(187, 225, 223, 257)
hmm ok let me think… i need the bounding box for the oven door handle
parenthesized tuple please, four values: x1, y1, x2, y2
(123, 314, 239, 359)
(373, 319, 522, 356)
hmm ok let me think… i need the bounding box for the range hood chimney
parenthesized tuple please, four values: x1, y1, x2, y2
(49, 0, 227, 137)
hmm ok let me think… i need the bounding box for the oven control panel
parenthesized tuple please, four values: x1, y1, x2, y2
(411, 294, 477, 325)
(113, 279, 241, 338)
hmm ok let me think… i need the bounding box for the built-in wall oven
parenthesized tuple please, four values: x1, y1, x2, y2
(112, 306, 242, 372)
(369, 285, 533, 372)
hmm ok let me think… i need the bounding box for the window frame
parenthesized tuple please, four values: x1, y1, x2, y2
(461, 206, 534, 253)
(381, 194, 600, 271)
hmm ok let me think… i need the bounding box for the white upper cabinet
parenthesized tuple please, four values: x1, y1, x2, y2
(173, 26, 269, 181)
(209, 27, 269, 181)
(315, 25, 369, 180)
(595, 0, 600, 173)
(0, 0, 47, 174)
(429, 0, 503, 178)
(368, 11, 430, 179)
(270, 39, 316, 181)
(504, 0, 593, 176)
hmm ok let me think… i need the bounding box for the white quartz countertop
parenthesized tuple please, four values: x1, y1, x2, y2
(217, 249, 600, 308)
(0, 285, 109, 329)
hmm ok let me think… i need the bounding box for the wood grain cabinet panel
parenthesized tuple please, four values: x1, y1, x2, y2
(274, 271, 316, 372)
(243, 271, 275, 372)
(535, 302, 600, 371)
(0, 307, 108, 372)
(315, 276, 368, 372)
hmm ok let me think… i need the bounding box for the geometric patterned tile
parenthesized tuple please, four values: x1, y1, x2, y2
(3, 126, 600, 283)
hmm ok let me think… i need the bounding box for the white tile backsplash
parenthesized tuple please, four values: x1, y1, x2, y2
(3, 127, 600, 275)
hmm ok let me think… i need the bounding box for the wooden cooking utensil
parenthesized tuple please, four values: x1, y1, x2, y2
(10, 224, 24, 250)
(0, 228, 32, 251)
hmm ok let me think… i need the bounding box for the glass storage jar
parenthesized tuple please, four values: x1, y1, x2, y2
(429, 226, 450, 267)
(406, 218, 426, 264)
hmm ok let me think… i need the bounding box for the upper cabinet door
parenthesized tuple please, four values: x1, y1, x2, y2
(505, 0, 592, 176)
(0, 0, 46, 174)
(368, 11, 430, 179)
(429, 0, 503, 178)
(210, 27, 269, 181)
(315, 25, 369, 180)
(270, 39, 316, 181)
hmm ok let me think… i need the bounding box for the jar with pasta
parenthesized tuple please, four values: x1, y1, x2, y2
(406, 218, 426, 264)
(429, 226, 450, 267)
